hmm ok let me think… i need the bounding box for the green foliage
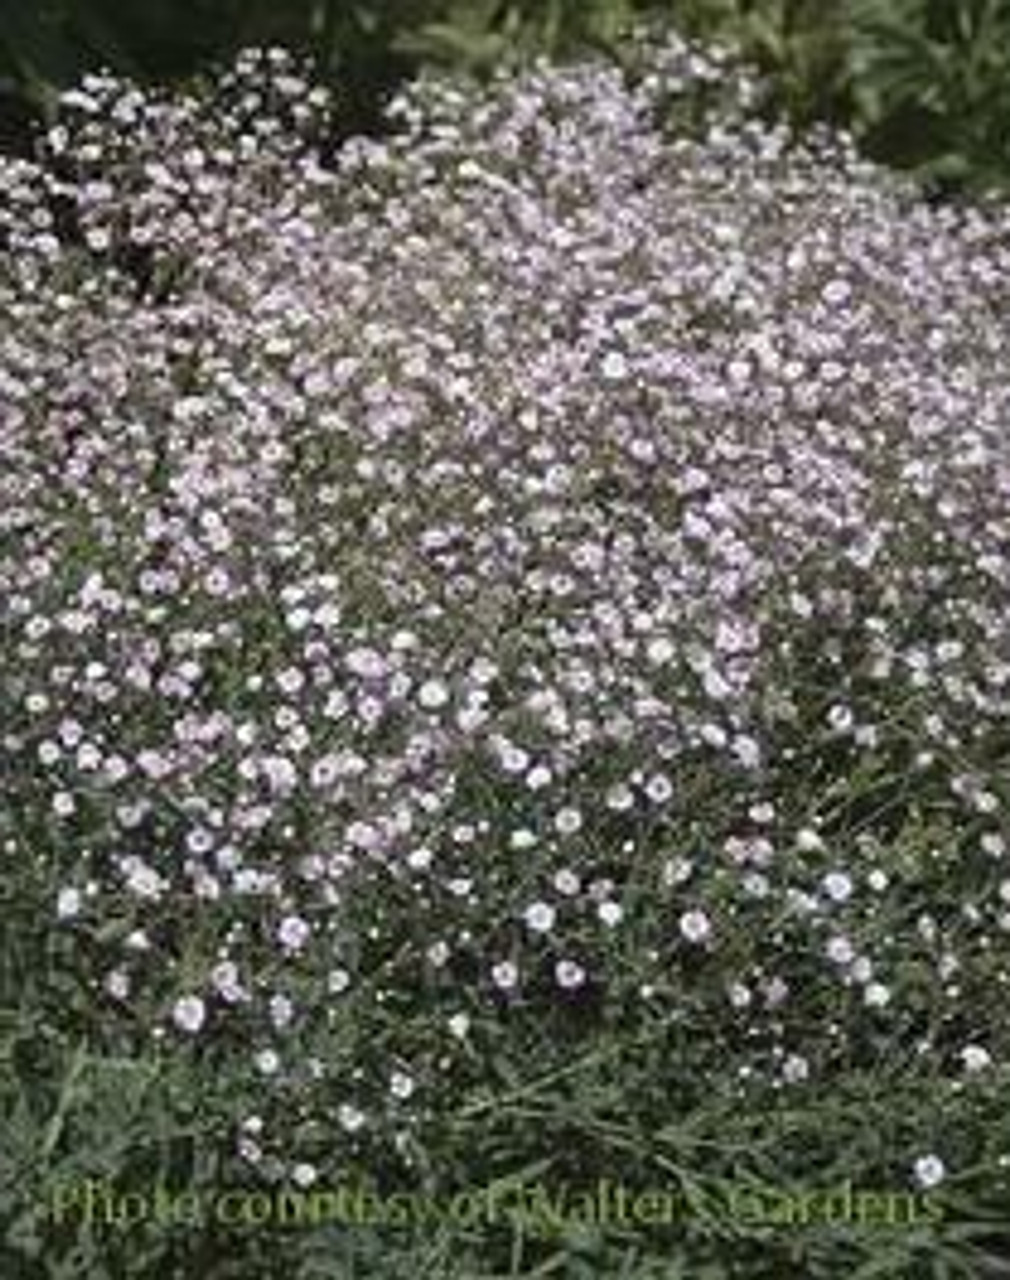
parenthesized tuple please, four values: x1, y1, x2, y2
(848, 0, 1010, 194)
(3, 1, 1010, 193)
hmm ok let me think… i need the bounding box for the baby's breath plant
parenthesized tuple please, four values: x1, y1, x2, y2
(2, 32, 1010, 1279)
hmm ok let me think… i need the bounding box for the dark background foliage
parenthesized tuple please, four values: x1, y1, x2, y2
(2, 1, 1010, 194)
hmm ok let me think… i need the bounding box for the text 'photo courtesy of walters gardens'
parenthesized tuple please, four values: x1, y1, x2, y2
(43, 1177, 946, 1233)
(2, 6, 1010, 1279)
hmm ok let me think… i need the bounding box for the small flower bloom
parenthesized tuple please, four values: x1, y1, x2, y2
(646, 636, 675, 665)
(526, 764, 552, 790)
(269, 995, 294, 1029)
(961, 1045, 992, 1073)
(255, 1049, 281, 1076)
(601, 350, 628, 381)
(822, 872, 854, 903)
(597, 901, 623, 927)
(913, 1155, 946, 1190)
(522, 901, 557, 933)
(491, 960, 519, 991)
(338, 1104, 366, 1133)
(389, 1070, 415, 1100)
(291, 1163, 318, 1188)
(328, 969, 351, 993)
(172, 995, 206, 1034)
(554, 806, 583, 836)
(448, 1013, 470, 1039)
(679, 909, 712, 944)
(645, 773, 673, 804)
(864, 982, 891, 1008)
(56, 887, 82, 920)
(782, 1054, 809, 1084)
(555, 959, 587, 989)
(417, 679, 450, 709)
(277, 914, 311, 953)
(553, 868, 581, 896)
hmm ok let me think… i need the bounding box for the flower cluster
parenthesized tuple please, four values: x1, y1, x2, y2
(2, 32, 1008, 1187)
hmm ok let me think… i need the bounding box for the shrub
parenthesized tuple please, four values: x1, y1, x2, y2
(2, 33, 1010, 1277)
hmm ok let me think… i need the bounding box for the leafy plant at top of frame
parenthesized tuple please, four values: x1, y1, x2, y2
(847, 0, 1010, 195)
(390, 0, 639, 77)
(5, 0, 1010, 196)
(670, 0, 856, 127)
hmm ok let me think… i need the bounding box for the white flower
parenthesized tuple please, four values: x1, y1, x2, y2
(850, 956, 874, 984)
(601, 350, 628, 381)
(417, 679, 450, 709)
(782, 1054, 809, 1084)
(555, 960, 587, 990)
(345, 647, 387, 679)
(554, 807, 583, 836)
(732, 735, 761, 768)
(448, 1013, 470, 1039)
(764, 977, 790, 1007)
(406, 846, 434, 871)
(269, 995, 294, 1029)
(491, 960, 519, 991)
(338, 1103, 366, 1133)
(913, 1155, 946, 1190)
(749, 802, 776, 825)
(124, 859, 166, 900)
(553, 868, 581, 896)
(645, 774, 673, 804)
(522, 902, 557, 933)
(597, 901, 623, 927)
(826, 936, 855, 965)
(606, 784, 635, 812)
(679, 909, 712, 944)
(864, 982, 891, 1008)
(822, 872, 854, 903)
(105, 969, 130, 1000)
(172, 996, 206, 1034)
(526, 764, 552, 790)
(500, 745, 530, 774)
(328, 969, 351, 994)
(255, 1049, 281, 1076)
(56, 887, 82, 920)
(211, 961, 245, 1003)
(646, 636, 675, 665)
(961, 1044, 992, 1073)
(389, 1070, 415, 1100)
(291, 1162, 318, 1189)
(277, 914, 311, 953)
(663, 857, 694, 886)
(346, 821, 382, 851)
